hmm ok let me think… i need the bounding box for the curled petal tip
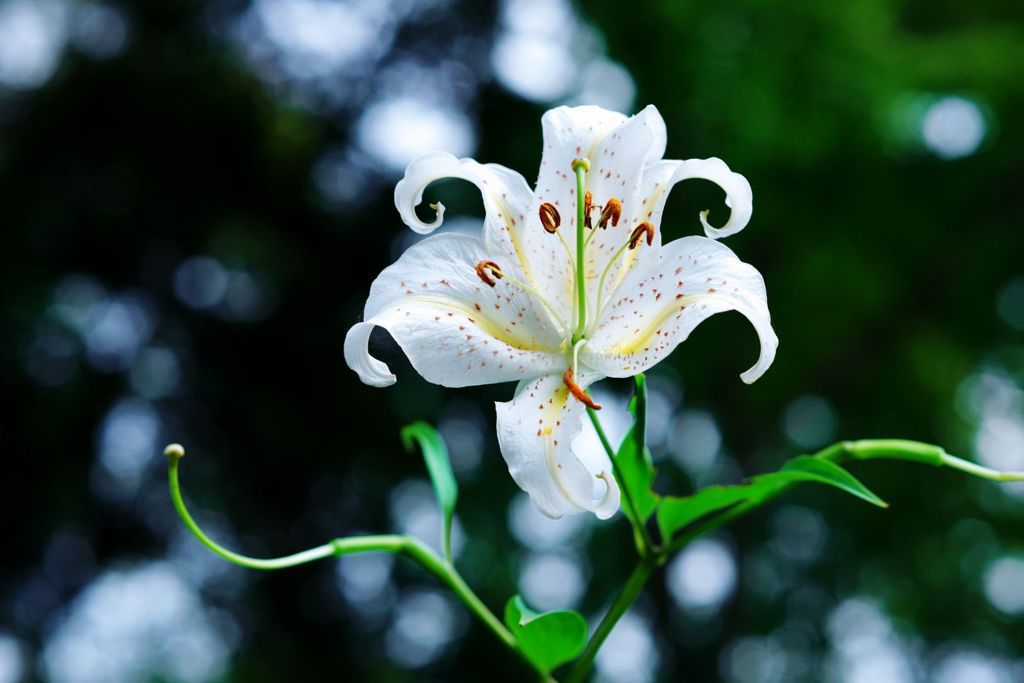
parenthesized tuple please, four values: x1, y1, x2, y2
(430, 201, 446, 222)
(592, 471, 620, 519)
(164, 443, 185, 459)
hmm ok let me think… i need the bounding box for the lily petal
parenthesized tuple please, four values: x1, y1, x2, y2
(583, 236, 778, 384)
(636, 157, 753, 240)
(496, 372, 621, 519)
(395, 150, 577, 323)
(535, 105, 670, 326)
(535, 105, 628, 212)
(577, 106, 669, 311)
(345, 233, 565, 388)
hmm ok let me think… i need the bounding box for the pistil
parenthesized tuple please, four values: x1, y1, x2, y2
(571, 158, 590, 343)
(563, 367, 601, 410)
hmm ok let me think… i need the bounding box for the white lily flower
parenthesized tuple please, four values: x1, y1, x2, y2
(345, 104, 778, 520)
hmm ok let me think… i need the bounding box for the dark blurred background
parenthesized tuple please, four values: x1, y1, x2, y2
(2, 0, 1023, 681)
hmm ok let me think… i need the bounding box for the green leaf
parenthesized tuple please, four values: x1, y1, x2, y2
(764, 456, 889, 508)
(615, 374, 660, 524)
(504, 595, 587, 674)
(401, 421, 458, 562)
(657, 484, 761, 542)
(657, 455, 887, 542)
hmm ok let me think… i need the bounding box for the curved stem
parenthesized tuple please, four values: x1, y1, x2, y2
(565, 558, 656, 683)
(167, 447, 344, 569)
(400, 538, 520, 656)
(164, 447, 546, 679)
(818, 439, 1024, 481)
(585, 407, 655, 557)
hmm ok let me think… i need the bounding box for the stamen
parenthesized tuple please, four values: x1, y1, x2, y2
(539, 202, 561, 234)
(475, 260, 503, 287)
(583, 191, 594, 229)
(590, 221, 657, 334)
(563, 367, 601, 410)
(539, 201, 576, 273)
(584, 196, 623, 249)
(597, 198, 622, 229)
(628, 221, 655, 250)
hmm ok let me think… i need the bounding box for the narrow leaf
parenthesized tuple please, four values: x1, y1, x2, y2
(401, 421, 458, 562)
(657, 455, 887, 542)
(616, 374, 660, 524)
(504, 595, 587, 674)
(657, 484, 759, 542)
(765, 456, 889, 508)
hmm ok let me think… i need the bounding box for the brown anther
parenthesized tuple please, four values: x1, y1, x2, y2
(583, 191, 594, 229)
(539, 202, 561, 234)
(475, 260, 503, 287)
(598, 198, 622, 229)
(628, 221, 655, 250)
(563, 368, 602, 410)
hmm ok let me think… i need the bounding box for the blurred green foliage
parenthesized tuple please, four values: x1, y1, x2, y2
(1, 0, 1023, 681)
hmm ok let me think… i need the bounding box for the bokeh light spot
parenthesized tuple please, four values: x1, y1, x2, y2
(983, 556, 1024, 616)
(518, 551, 586, 610)
(921, 95, 986, 160)
(782, 394, 837, 449)
(0, 0, 68, 90)
(356, 96, 475, 173)
(666, 537, 737, 613)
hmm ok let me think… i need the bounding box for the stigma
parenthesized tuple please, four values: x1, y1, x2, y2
(563, 368, 601, 410)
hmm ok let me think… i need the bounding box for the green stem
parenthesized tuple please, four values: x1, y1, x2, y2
(565, 558, 657, 683)
(564, 436, 1024, 681)
(572, 158, 589, 342)
(401, 538, 521, 658)
(817, 439, 1024, 481)
(585, 406, 655, 557)
(164, 446, 549, 679)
